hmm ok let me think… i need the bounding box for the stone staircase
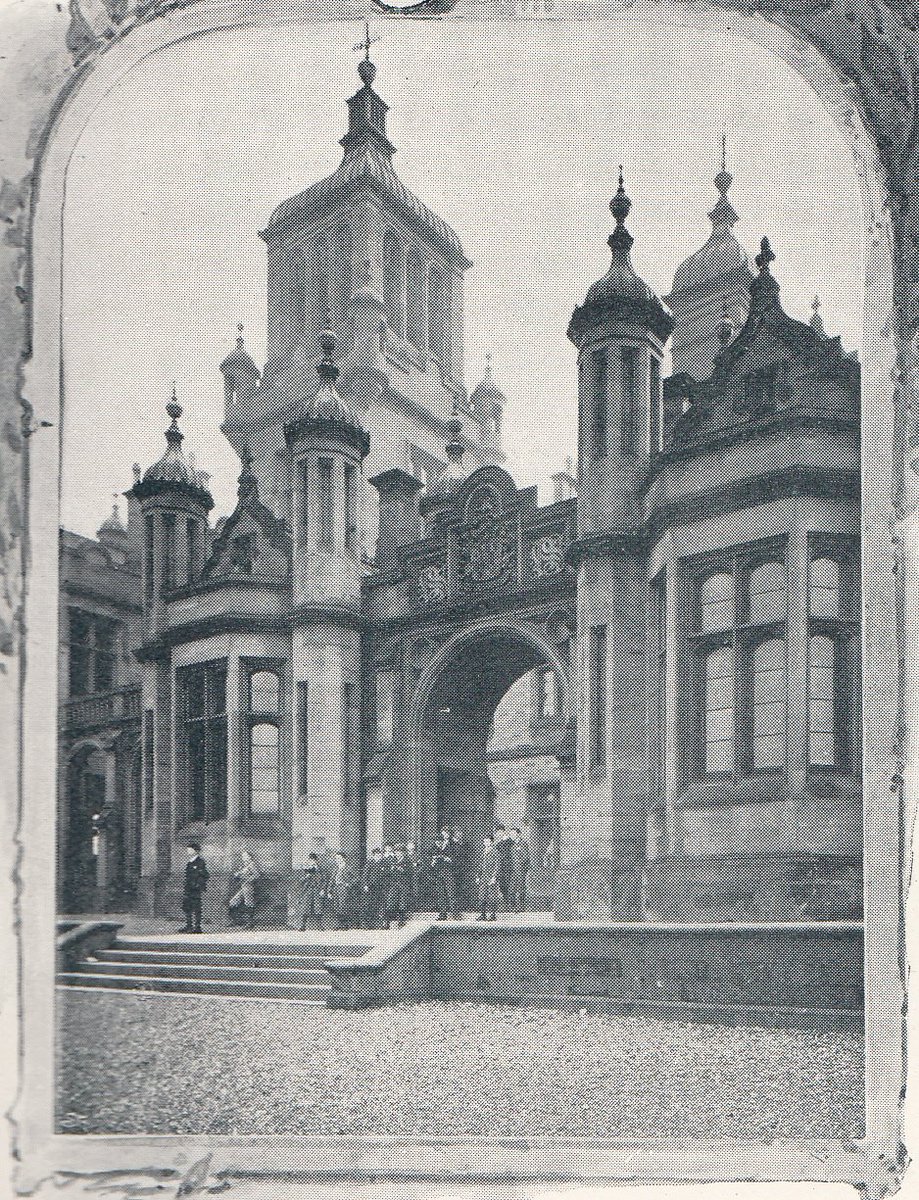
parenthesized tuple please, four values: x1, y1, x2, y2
(57, 936, 370, 1003)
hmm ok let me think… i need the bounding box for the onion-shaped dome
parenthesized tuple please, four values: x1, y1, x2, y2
(470, 354, 506, 416)
(668, 140, 752, 302)
(569, 169, 672, 343)
(283, 331, 370, 457)
(220, 324, 261, 385)
(131, 390, 214, 510)
(418, 399, 466, 518)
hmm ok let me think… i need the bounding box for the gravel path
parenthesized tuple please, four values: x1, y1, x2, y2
(57, 992, 864, 1138)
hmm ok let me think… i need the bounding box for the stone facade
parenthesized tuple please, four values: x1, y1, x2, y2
(57, 56, 861, 927)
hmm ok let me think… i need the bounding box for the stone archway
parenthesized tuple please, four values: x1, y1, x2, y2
(404, 621, 572, 902)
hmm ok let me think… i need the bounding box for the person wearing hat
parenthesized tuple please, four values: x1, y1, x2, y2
(181, 843, 209, 933)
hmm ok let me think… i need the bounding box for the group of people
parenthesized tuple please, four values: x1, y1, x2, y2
(178, 823, 534, 933)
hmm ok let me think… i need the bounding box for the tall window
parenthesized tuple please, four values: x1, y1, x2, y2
(186, 518, 199, 582)
(161, 513, 176, 593)
(406, 248, 426, 350)
(300, 460, 308, 546)
(180, 661, 227, 824)
(317, 457, 334, 549)
(589, 625, 607, 770)
(689, 546, 788, 776)
(428, 265, 450, 366)
(383, 229, 403, 337)
(246, 665, 281, 816)
(620, 346, 639, 455)
(591, 349, 608, 458)
(67, 609, 120, 696)
(649, 356, 662, 453)
(145, 515, 155, 600)
(296, 681, 308, 804)
(344, 463, 357, 551)
(808, 545, 859, 770)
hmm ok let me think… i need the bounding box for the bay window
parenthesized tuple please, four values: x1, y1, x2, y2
(808, 541, 859, 771)
(245, 663, 282, 817)
(180, 660, 227, 824)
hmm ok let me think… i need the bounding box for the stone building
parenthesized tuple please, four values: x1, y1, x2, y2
(57, 52, 862, 925)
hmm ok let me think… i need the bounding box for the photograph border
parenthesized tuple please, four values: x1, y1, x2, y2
(2, 0, 913, 1192)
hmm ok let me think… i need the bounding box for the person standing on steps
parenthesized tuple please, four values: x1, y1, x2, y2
(181, 843, 209, 933)
(299, 852, 324, 931)
(493, 824, 514, 911)
(326, 851, 359, 930)
(509, 827, 531, 912)
(449, 827, 466, 919)
(228, 848, 260, 929)
(477, 834, 500, 922)
(431, 829, 455, 920)
(361, 847, 384, 929)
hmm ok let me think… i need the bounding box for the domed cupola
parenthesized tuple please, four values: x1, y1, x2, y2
(569, 169, 673, 346)
(469, 353, 506, 462)
(133, 390, 214, 510)
(665, 137, 754, 380)
(419, 397, 467, 529)
(220, 323, 261, 420)
(283, 332, 370, 459)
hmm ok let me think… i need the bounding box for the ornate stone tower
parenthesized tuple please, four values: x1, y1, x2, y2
(221, 44, 493, 535)
(564, 171, 672, 918)
(665, 138, 753, 382)
(283, 333, 369, 875)
(130, 393, 213, 888)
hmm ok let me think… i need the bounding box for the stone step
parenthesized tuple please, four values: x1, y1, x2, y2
(94, 948, 336, 969)
(78, 960, 329, 984)
(112, 938, 369, 957)
(57, 972, 332, 1001)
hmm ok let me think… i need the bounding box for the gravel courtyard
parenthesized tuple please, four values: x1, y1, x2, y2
(57, 991, 864, 1138)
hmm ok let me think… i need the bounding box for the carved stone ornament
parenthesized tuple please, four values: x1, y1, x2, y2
(530, 533, 566, 577)
(416, 562, 447, 605)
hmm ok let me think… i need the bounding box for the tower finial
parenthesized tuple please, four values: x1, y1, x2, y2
(810, 294, 827, 337)
(721, 131, 727, 174)
(710, 133, 738, 232)
(237, 443, 259, 502)
(608, 166, 634, 256)
(353, 21, 381, 85)
(317, 330, 340, 384)
(755, 236, 776, 274)
(165, 385, 183, 445)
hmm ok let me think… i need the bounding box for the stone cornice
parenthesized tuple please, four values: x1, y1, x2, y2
(652, 411, 859, 469)
(565, 532, 645, 567)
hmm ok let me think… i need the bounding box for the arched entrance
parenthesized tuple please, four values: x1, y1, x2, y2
(62, 743, 106, 912)
(407, 622, 572, 907)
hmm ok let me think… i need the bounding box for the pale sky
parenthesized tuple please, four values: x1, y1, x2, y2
(61, 18, 864, 537)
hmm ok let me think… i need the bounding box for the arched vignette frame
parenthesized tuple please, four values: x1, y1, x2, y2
(3, 0, 912, 1192)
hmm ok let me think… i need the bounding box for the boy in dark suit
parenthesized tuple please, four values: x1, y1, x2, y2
(182, 843, 209, 933)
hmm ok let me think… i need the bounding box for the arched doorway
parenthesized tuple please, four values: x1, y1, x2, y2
(408, 623, 571, 909)
(62, 744, 106, 912)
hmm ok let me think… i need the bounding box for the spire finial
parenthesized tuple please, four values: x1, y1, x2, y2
(445, 394, 465, 477)
(165, 384, 183, 445)
(354, 21, 380, 85)
(810, 294, 827, 337)
(236, 321, 245, 347)
(484, 350, 493, 379)
(317, 330, 340, 384)
(721, 131, 727, 174)
(755, 236, 776, 274)
(710, 133, 738, 231)
(238, 442, 258, 502)
(608, 165, 634, 256)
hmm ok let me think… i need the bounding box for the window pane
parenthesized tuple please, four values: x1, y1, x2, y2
(210, 667, 226, 715)
(810, 558, 841, 618)
(250, 670, 279, 713)
(753, 638, 786, 769)
(704, 644, 734, 772)
(809, 635, 837, 766)
(249, 722, 279, 815)
(749, 560, 786, 624)
(185, 670, 206, 717)
(700, 574, 734, 632)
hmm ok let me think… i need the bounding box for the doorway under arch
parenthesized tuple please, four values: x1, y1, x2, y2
(406, 623, 571, 907)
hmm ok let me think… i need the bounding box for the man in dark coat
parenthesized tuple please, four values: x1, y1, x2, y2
(384, 846, 411, 928)
(361, 848, 384, 929)
(431, 829, 456, 920)
(477, 834, 500, 921)
(404, 841, 419, 916)
(325, 852, 359, 930)
(510, 827, 531, 911)
(299, 853, 325, 931)
(494, 824, 514, 909)
(181, 843, 209, 933)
